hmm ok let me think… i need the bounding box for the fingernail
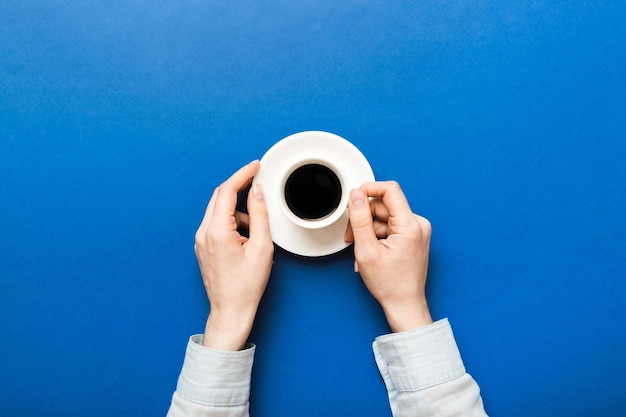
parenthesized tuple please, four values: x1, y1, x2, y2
(351, 188, 365, 206)
(252, 183, 264, 200)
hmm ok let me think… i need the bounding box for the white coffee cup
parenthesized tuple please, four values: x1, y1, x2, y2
(252, 131, 374, 257)
(278, 158, 349, 230)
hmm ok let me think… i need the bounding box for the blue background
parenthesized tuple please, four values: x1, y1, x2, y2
(1, 1, 625, 416)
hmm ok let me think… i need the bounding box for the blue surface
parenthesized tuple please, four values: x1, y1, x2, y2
(1, 2, 625, 416)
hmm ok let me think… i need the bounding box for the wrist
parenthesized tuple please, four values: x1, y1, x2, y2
(382, 300, 433, 333)
(203, 308, 257, 351)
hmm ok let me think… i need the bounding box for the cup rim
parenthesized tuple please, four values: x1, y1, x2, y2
(278, 158, 349, 230)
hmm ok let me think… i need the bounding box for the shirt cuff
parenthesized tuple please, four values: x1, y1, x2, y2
(372, 318, 466, 392)
(174, 335, 255, 407)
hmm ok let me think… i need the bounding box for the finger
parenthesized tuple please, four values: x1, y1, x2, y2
(370, 198, 389, 222)
(414, 213, 433, 240)
(246, 183, 273, 252)
(346, 199, 389, 242)
(235, 211, 250, 229)
(372, 220, 389, 239)
(196, 187, 220, 241)
(344, 219, 354, 243)
(345, 218, 388, 243)
(360, 181, 413, 221)
(212, 161, 261, 223)
(347, 188, 378, 251)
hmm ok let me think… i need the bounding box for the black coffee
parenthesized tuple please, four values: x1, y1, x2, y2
(284, 164, 342, 220)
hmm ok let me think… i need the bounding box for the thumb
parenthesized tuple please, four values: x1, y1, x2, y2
(247, 183, 272, 250)
(348, 188, 378, 251)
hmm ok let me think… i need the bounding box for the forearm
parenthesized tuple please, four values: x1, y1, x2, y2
(374, 319, 488, 417)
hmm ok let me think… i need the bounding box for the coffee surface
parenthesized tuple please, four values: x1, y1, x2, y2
(284, 164, 342, 220)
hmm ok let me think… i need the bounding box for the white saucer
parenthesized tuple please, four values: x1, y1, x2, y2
(252, 131, 375, 257)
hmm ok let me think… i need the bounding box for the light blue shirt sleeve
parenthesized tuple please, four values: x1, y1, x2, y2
(373, 318, 488, 416)
(166, 319, 487, 416)
(166, 335, 255, 417)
